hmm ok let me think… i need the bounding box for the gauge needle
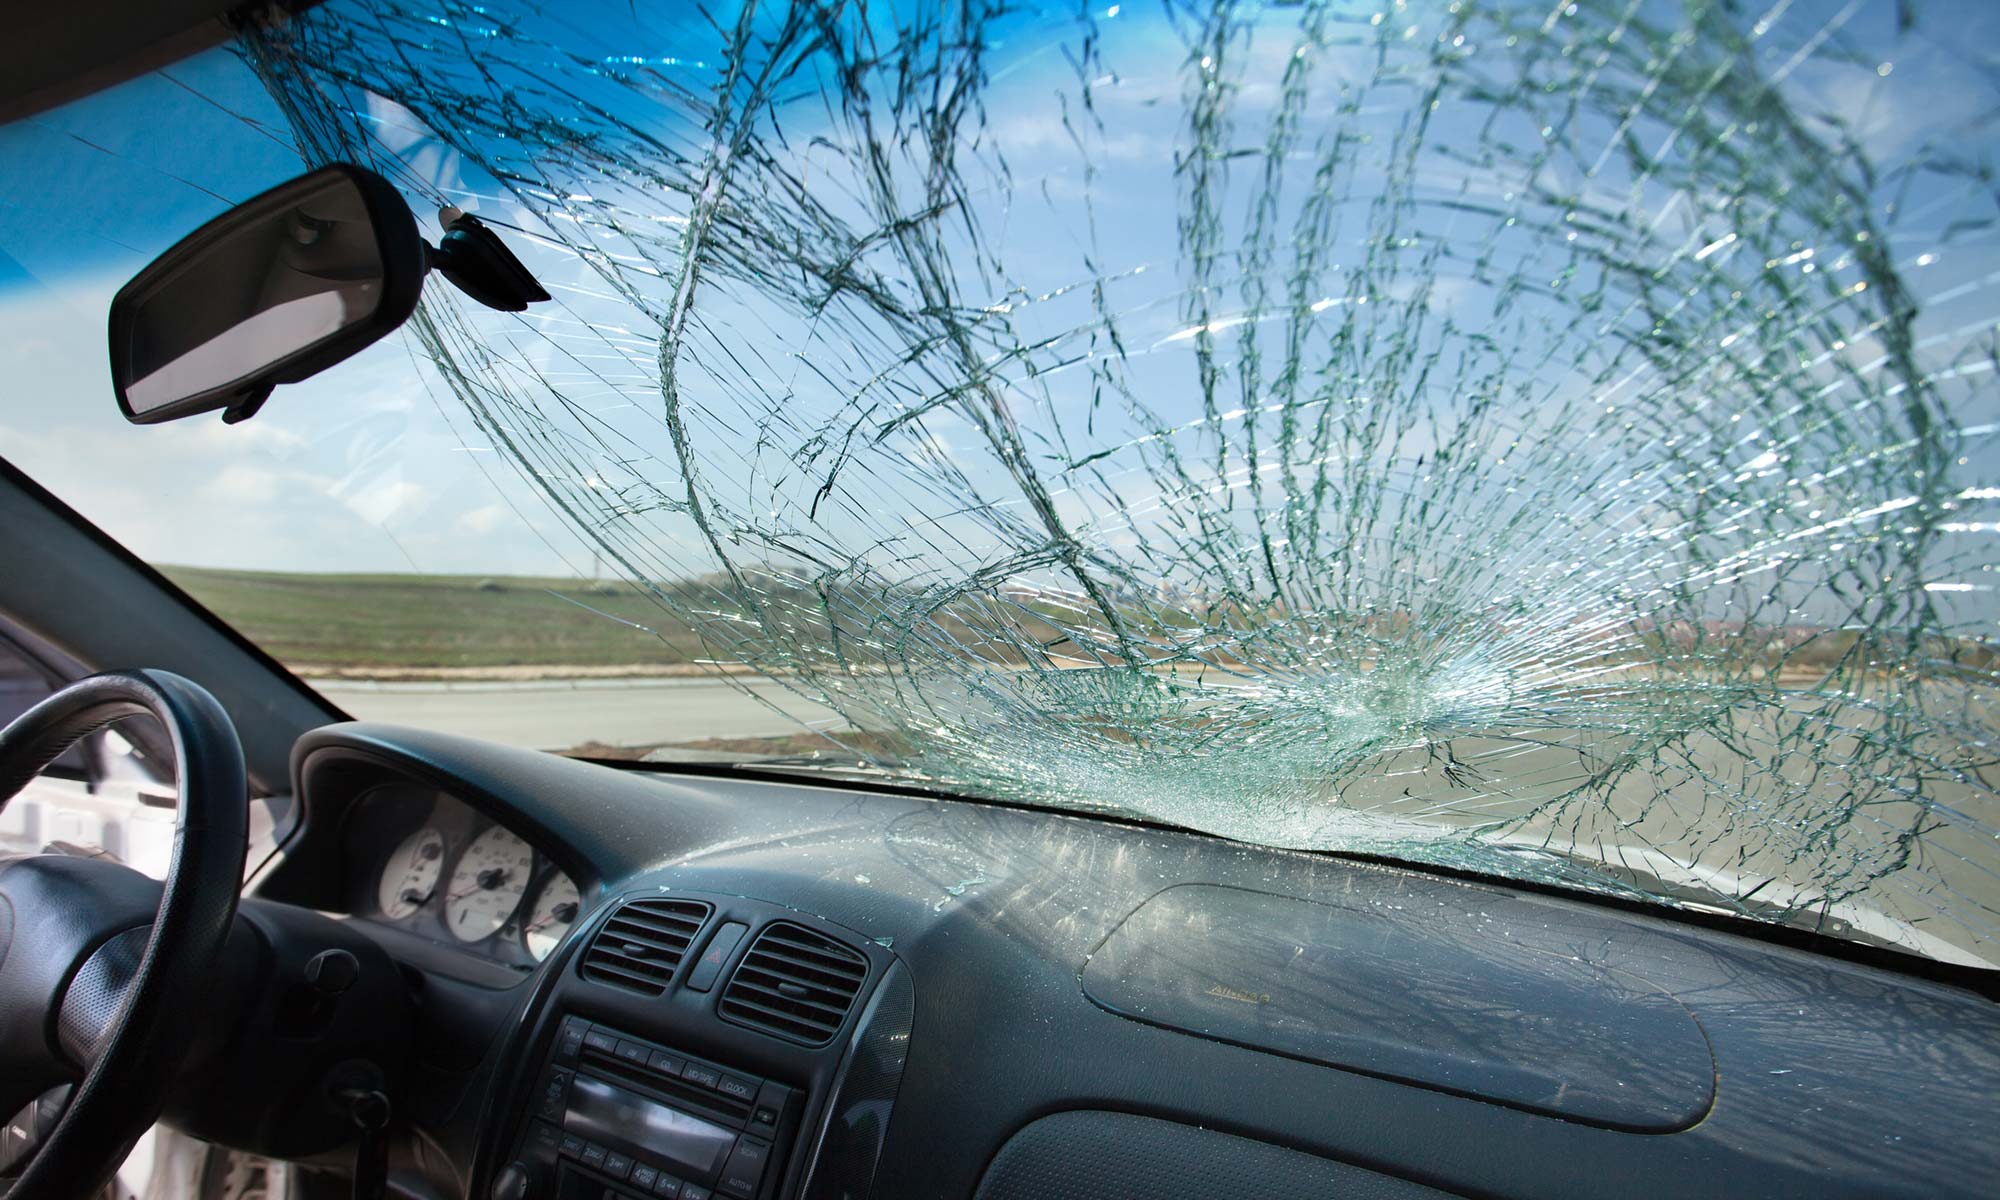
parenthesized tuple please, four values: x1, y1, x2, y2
(447, 868, 510, 902)
(524, 902, 580, 933)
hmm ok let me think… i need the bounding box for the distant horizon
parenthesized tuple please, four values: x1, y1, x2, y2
(152, 563, 1929, 642)
(159, 562, 625, 582)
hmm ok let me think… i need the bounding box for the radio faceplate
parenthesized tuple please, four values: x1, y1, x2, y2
(514, 1014, 800, 1199)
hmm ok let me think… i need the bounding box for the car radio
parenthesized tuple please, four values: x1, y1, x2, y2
(498, 1014, 801, 1200)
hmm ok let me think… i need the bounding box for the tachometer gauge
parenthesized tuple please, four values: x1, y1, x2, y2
(522, 873, 581, 961)
(444, 825, 533, 942)
(377, 827, 445, 918)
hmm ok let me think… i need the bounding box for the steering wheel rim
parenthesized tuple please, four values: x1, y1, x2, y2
(0, 670, 246, 1199)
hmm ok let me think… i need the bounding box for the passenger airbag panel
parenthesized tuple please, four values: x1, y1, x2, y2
(1082, 883, 1715, 1131)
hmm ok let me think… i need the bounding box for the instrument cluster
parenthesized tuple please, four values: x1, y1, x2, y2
(347, 782, 581, 969)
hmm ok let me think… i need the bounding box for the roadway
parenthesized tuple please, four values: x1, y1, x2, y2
(307, 674, 847, 751)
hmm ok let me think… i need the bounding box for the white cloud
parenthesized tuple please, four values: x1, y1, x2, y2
(199, 463, 285, 506)
(453, 502, 510, 535)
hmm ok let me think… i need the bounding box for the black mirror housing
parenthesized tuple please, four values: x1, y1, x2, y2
(107, 163, 427, 425)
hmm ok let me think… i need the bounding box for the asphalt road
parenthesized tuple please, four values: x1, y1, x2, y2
(308, 675, 847, 750)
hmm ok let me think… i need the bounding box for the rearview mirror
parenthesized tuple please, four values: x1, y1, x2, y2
(108, 164, 426, 425)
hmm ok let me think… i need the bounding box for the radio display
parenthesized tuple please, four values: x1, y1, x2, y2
(564, 1075, 736, 1180)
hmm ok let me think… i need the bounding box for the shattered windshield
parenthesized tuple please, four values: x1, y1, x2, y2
(2, 0, 1999, 967)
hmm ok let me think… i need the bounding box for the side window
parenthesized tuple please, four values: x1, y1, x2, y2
(0, 629, 178, 879)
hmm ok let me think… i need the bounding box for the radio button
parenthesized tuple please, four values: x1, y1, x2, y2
(629, 1165, 658, 1191)
(559, 1133, 586, 1160)
(717, 1137, 771, 1198)
(580, 1143, 608, 1171)
(681, 1187, 712, 1200)
(681, 1063, 721, 1090)
(583, 1029, 620, 1056)
(537, 1070, 572, 1120)
(603, 1151, 634, 1180)
(716, 1076, 756, 1103)
(651, 1174, 684, 1198)
(647, 1049, 685, 1077)
(557, 1017, 588, 1061)
(614, 1040, 653, 1067)
(750, 1081, 789, 1129)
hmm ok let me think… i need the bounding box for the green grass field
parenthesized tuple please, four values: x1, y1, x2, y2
(160, 566, 707, 671)
(162, 564, 1944, 683)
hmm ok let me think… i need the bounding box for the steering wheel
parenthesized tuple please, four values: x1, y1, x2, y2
(0, 671, 247, 1199)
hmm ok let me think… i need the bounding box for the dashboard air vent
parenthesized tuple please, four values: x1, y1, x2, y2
(581, 897, 713, 996)
(719, 922, 869, 1045)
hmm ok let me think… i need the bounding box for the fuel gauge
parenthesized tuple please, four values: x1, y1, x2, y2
(522, 873, 581, 961)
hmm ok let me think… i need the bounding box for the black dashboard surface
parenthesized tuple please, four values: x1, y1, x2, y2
(1080, 882, 1717, 1132)
(269, 722, 2000, 1200)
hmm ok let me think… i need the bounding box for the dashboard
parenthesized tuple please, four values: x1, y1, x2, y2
(248, 721, 2000, 1200)
(343, 783, 579, 972)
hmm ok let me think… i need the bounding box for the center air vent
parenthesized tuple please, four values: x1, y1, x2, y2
(718, 922, 868, 1045)
(581, 897, 713, 996)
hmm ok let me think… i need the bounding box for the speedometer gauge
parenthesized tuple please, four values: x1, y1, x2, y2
(522, 873, 581, 961)
(444, 824, 533, 942)
(377, 827, 445, 918)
